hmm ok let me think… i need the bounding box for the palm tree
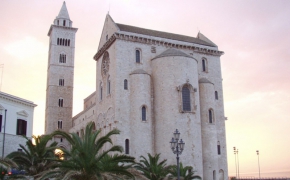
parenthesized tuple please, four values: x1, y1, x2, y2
(37, 122, 135, 180)
(134, 153, 171, 180)
(6, 134, 58, 178)
(168, 162, 201, 180)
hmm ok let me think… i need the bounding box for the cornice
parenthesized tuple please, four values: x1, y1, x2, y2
(0, 92, 37, 108)
(47, 25, 78, 36)
(93, 32, 224, 61)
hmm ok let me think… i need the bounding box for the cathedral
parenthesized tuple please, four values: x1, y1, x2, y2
(45, 2, 228, 179)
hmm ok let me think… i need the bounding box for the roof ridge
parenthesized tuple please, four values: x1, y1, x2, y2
(116, 23, 217, 47)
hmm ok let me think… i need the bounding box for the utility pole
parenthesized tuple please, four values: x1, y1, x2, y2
(256, 150, 261, 179)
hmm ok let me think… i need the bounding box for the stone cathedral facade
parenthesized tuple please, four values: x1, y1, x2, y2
(45, 2, 228, 179)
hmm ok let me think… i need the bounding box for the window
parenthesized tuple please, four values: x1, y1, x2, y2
(209, 109, 214, 123)
(202, 58, 208, 72)
(217, 141, 221, 155)
(63, 20, 66, 26)
(100, 83, 103, 100)
(59, 54, 66, 63)
(92, 122, 96, 131)
(81, 129, 84, 137)
(107, 76, 111, 95)
(59, 79, 64, 86)
(125, 139, 129, 154)
(59, 98, 63, 107)
(0, 115, 2, 132)
(60, 138, 63, 142)
(142, 106, 146, 121)
(182, 86, 191, 111)
(18, 149, 22, 152)
(57, 20, 59, 25)
(136, 49, 141, 63)
(57, 38, 70, 46)
(213, 170, 216, 180)
(124, 79, 128, 90)
(215, 91, 218, 100)
(58, 120, 62, 129)
(219, 169, 224, 180)
(16, 119, 27, 136)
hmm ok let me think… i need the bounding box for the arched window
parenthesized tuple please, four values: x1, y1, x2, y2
(91, 122, 96, 131)
(58, 120, 62, 129)
(215, 91, 218, 100)
(57, 20, 59, 25)
(59, 54, 66, 63)
(63, 20, 66, 26)
(107, 76, 111, 95)
(81, 129, 84, 137)
(68, 39, 70, 46)
(65, 39, 68, 46)
(182, 86, 191, 111)
(209, 109, 214, 123)
(57, 38, 60, 45)
(202, 58, 208, 72)
(219, 169, 224, 180)
(100, 83, 103, 101)
(60, 38, 63, 46)
(124, 79, 128, 90)
(136, 49, 141, 63)
(217, 141, 221, 155)
(58, 98, 63, 107)
(59, 79, 64, 86)
(125, 139, 129, 154)
(142, 106, 146, 121)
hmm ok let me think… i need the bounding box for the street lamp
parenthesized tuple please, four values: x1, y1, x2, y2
(256, 150, 261, 179)
(233, 147, 239, 179)
(170, 129, 185, 180)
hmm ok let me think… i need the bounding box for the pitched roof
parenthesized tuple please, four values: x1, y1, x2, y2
(152, 48, 193, 60)
(130, 69, 150, 75)
(116, 23, 217, 47)
(198, 78, 213, 84)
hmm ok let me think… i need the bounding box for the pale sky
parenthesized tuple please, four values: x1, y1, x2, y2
(0, 0, 289, 178)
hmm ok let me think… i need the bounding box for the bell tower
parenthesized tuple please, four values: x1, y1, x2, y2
(45, 2, 78, 138)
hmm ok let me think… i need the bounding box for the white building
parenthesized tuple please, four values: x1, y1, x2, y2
(45, 2, 228, 179)
(0, 91, 36, 157)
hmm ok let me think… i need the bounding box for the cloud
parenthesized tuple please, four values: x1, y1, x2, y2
(3, 36, 46, 60)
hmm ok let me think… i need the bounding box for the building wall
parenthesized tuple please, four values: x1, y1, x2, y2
(45, 21, 77, 135)
(0, 91, 36, 157)
(66, 13, 228, 180)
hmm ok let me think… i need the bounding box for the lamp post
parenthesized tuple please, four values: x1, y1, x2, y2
(256, 150, 261, 180)
(233, 147, 239, 179)
(170, 129, 185, 180)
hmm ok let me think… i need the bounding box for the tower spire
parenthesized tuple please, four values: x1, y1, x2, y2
(57, 1, 70, 20)
(52, 1, 72, 27)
